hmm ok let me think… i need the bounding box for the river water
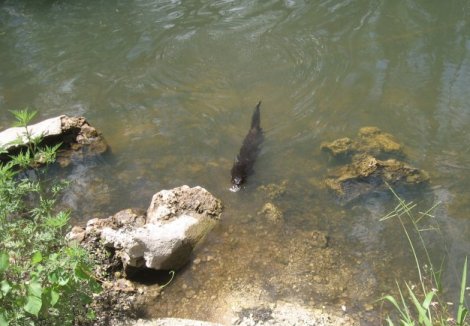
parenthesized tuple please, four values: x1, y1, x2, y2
(1, 0, 470, 324)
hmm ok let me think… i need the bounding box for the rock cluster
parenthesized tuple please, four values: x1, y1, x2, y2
(69, 185, 223, 273)
(321, 127, 429, 203)
(66, 186, 223, 325)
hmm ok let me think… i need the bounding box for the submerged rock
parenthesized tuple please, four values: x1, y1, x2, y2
(357, 126, 402, 155)
(0, 115, 107, 165)
(258, 202, 283, 223)
(325, 154, 429, 203)
(320, 137, 356, 157)
(321, 127, 428, 204)
(321, 126, 402, 158)
(257, 180, 288, 200)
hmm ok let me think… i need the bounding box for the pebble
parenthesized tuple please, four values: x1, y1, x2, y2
(185, 290, 196, 299)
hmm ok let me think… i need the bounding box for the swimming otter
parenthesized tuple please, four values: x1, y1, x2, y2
(230, 101, 263, 192)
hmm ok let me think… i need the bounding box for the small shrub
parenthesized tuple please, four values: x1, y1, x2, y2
(0, 110, 100, 326)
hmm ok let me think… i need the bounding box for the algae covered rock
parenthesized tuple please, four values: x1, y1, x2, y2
(325, 154, 429, 203)
(257, 180, 288, 200)
(320, 137, 356, 157)
(321, 127, 402, 158)
(258, 202, 283, 223)
(357, 126, 402, 156)
(321, 127, 428, 204)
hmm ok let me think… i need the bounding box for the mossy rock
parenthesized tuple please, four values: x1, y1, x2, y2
(258, 202, 283, 223)
(321, 127, 403, 159)
(357, 126, 402, 156)
(320, 137, 356, 157)
(325, 154, 429, 203)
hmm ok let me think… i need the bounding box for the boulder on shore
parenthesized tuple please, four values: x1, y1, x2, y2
(69, 185, 223, 273)
(0, 115, 107, 165)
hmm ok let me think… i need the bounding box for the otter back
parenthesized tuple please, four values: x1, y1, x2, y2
(230, 101, 263, 192)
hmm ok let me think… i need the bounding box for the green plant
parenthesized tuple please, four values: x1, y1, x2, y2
(380, 185, 469, 326)
(8, 109, 61, 169)
(0, 110, 100, 325)
(457, 257, 469, 326)
(160, 270, 175, 290)
(9, 109, 39, 158)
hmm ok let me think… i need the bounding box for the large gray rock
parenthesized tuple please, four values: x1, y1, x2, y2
(101, 185, 222, 271)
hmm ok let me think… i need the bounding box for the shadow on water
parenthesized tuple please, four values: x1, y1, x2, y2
(126, 267, 175, 287)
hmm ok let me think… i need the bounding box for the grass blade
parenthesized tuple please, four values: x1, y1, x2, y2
(406, 283, 432, 326)
(457, 257, 468, 326)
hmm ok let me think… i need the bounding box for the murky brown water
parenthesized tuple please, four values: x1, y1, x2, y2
(1, 0, 470, 324)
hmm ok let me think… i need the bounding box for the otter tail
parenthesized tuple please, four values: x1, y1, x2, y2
(250, 101, 262, 131)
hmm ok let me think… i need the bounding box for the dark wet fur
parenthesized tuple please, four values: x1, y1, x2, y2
(231, 101, 263, 190)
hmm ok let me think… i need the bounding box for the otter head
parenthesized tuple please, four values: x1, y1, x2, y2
(230, 176, 243, 192)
